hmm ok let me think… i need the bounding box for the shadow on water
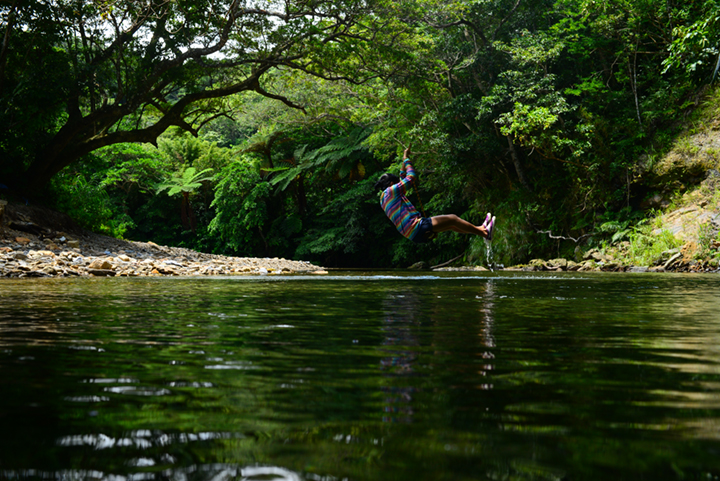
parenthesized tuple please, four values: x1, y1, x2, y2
(1, 272, 720, 480)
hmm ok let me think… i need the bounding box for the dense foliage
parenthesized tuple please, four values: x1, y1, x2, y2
(1, 0, 718, 267)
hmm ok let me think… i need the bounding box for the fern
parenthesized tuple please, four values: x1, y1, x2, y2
(306, 127, 372, 178)
(156, 165, 214, 196)
(269, 166, 304, 192)
(267, 128, 372, 194)
(155, 165, 214, 232)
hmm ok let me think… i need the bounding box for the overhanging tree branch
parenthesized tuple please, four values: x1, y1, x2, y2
(1, 0, 402, 192)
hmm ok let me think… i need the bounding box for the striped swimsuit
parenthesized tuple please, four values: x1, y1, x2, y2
(379, 159, 423, 241)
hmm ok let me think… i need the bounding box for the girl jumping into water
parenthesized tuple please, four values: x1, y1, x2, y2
(374, 148, 496, 244)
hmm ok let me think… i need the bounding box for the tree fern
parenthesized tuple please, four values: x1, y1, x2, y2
(307, 127, 372, 178)
(156, 165, 214, 196)
(156, 165, 214, 232)
(269, 127, 372, 195)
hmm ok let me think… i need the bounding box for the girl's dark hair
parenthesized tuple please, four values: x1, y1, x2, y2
(373, 173, 400, 192)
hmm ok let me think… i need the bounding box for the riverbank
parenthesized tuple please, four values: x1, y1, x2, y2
(3, 164, 720, 277)
(0, 201, 325, 278)
(503, 180, 720, 274)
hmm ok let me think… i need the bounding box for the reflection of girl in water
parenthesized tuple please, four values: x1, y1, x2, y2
(380, 292, 421, 423)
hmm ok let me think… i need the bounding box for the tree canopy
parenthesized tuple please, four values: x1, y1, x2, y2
(0, 0, 411, 191)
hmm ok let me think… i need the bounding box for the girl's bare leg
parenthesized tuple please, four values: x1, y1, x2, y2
(430, 215, 488, 237)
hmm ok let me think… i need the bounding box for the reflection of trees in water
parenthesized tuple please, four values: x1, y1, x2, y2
(379, 281, 497, 422)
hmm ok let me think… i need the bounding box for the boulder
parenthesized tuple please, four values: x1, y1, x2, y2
(583, 248, 612, 262)
(88, 258, 113, 270)
(578, 261, 596, 271)
(547, 258, 568, 270)
(88, 268, 116, 277)
(155, 265, 178, 275)
(529, 259, 547, 270)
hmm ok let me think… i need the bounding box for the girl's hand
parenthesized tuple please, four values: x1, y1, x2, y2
(403, 147, 411, 160)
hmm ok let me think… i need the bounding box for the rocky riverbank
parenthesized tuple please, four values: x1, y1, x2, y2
(504, 247, 718, 273)
(504, 189, 720, 274)
(0, 201, 325, 278)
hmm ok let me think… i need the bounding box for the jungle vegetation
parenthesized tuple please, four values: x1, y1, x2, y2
(1, 0, 718, 267)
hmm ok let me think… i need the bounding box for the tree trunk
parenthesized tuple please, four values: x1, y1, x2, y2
(295, 174, 307, 215)
(181, 193, 190, 230)
(0, 0, 17, 95)
(506, 136, 532, 191)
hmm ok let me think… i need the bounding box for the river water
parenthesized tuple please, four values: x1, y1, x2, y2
(1, 272, 719, 480)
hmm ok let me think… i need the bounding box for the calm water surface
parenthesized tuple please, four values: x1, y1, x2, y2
(1, 271, 720, 480)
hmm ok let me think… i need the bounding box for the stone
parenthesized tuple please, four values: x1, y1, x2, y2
(628, 266, 649, 273)
(1, 210, 323, 278)
(23, 270, 50, 277)
(408, 261, 427, 270)
(548, 258, 568, 269)
(529, 259, 547, 269)
(88, 258, 113, 270)
(578, 261, 595, 271)
(88, 268, 116, 277)
(155, 265, 177, 275)
(592, 251, 608, 262)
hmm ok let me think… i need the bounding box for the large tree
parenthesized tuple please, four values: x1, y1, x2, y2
(0, 0, 407, 193)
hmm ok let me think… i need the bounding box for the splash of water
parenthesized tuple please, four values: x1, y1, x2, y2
(484, 238, 494, 271)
